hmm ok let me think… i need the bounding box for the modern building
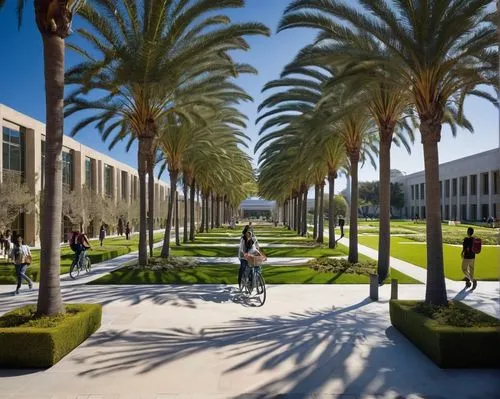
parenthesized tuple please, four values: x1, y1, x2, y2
(393, 148, 500, 221)
(239, 197, 276, 219)
(0, 103, 172, 246)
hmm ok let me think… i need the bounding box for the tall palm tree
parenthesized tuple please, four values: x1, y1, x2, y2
(65, 0, 269, 265)
(1, 0, 85, 316)
(281, 0, 498, 304)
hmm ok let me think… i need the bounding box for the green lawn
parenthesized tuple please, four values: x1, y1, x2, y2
(168, 244, 348, 258)
(90, 264, 420, 285)
(0, 232, 164, 284)
(358, 235, 499, 281)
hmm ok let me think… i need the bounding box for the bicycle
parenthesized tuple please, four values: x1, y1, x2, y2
(69, 250, 91, 279)
(239, 253, 266, 306)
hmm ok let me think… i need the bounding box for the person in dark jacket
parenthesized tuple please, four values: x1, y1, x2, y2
(461, 227, 477, 290)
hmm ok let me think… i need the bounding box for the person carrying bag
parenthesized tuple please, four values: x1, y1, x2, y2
(9, 235, 33, 295)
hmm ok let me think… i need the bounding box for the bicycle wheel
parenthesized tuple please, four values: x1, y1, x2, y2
(85, 257, 91, 273)
(69, 260, 80, 280)
(254, 273, 266, 306)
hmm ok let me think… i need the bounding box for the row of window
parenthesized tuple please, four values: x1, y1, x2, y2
(410, 203, 497, 220)
(410, 172, 499, 201)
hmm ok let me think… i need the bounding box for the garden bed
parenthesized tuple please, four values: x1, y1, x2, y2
(390, 300, 500, 368)
(0, 303, 102, 368)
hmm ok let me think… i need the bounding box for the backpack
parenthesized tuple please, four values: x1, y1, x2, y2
(472, 237, 482, 254)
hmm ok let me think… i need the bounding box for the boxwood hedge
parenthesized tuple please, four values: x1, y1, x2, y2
(390, 300, 500, 368)
(0, 303, 102, 368)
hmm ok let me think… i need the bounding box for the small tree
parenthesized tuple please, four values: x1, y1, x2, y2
(0, 175, 35, 232)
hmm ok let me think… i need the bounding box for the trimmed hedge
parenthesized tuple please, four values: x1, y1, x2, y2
(0, 303, 102, 368)
(390, 300, 500, 368)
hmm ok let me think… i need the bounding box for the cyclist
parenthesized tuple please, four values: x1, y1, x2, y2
(77, 230, 91, 268)
(238, 225, 252, 287)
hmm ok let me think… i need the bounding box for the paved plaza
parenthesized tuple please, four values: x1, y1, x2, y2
(0, 231, 498, 399)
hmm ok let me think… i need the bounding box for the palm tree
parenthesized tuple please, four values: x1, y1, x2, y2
(1, 0, 86, 316)
(65, 0, 269, 265)
(281, 0, 498, 304)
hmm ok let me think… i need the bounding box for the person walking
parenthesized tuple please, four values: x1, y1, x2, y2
(3, 229, 12, 259)
(99, 225, 106, 247)
(338, 215, 345, 238)
(9, 235, 33, 295)
(125, 222, 131, 240)
(461, 227, 479, 290)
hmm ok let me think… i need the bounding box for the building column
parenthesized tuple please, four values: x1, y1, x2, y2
(457, 178, 461, 220)
(448, 179, 452, 220)
(476, 173, 481, 220)
(488, 170, 493, 217)
(466, 175, 471, 220)
(24, 128, 41, 246)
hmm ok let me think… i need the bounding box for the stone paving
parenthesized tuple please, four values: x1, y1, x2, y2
(0, 228, 498, 399)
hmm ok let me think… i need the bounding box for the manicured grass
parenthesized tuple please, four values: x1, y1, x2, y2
(168, 244, 348, 258)
(0, 232, 164, 284)
(90, 264, 420, 285)
(358, 235, 499, 281)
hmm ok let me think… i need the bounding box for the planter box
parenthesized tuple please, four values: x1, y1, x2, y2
(390, 300, 500, 368)
(0, 303, 102, 368)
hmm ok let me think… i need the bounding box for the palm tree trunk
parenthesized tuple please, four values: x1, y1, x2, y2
(175, 191, 180, 246)
(377, 132, 392, 283)
(210, 193, 215, 230)
(183, 183, 188, 243)
(189, 180, 196, 241)
(296, 192, 302, 235)
(160, 170, 178, 257)
(205, 192, 209, 232)
(147, 160, 154, 257)
(137, 138, 150, 265)
(302, 189, 308, 236)
(421, 123, 447, 305)
(37, 34, 65, 316)
(200, 194, 205, 233)
(216, 195, 221, 228)
(328, 171, 336, 248)
(348, 154, 359, 263)
(317, 182, 325, 244)
(313, 184, 319, 239)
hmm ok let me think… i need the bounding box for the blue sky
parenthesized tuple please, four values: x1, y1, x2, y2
(0, 0, 498, 193)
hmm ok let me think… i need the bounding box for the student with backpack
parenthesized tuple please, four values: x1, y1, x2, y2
(461, 227, 481, 290)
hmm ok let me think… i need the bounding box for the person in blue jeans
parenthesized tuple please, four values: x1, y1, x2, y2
(238, 225, 252, 286)
(10, 235, 33, 295)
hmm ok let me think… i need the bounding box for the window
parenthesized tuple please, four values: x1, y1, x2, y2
(420, 183, 424, 200)
(445, 179, 450, 197)
(460, 177, 467, 196)
(494, 171, 498, 195)
(62, 151, 73, 189)
(452, 178, 457, 196)
(410, 206, 414, 218)
(452, 205, 457, 220)
(471, 204, 477, 220)
(3, 126, 24, 179)
(421, 206, 426, 219)
(481, 204, 488, 219)
(415, 185, 419, 201)
(104, 164, 113, 197)
(411, 185, 415, 200)
(439, 181, 442, 198)
(445, 205, 449, 220)
(470, 175, 477, 195)
(41, 141, 45, 189)
(482, 173, 489, 195)
(121, 171, 128, 200)
(85, 157, 93, 188)
(461, 205, 467, 220)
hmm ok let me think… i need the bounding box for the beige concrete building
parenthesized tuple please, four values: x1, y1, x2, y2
(0, 103, 173, 246)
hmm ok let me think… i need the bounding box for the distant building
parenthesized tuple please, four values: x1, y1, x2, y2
(239, 197, 276, 219)
(394, 148, 500, 221)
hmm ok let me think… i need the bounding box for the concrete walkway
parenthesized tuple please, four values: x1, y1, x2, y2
(0, 284, 498, 398)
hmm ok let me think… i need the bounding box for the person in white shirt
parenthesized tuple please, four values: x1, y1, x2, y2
(9, 235, 33, 295)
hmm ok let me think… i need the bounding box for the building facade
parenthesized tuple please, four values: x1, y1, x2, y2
(393, 148, 500, 221)
(0, 103, 171, 246)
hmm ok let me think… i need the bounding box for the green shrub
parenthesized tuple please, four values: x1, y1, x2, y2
(390, 300, 500, 368)
(132, 256, 198, 271)
(308, 257, 376, 275)
(0, 303, 102, 368)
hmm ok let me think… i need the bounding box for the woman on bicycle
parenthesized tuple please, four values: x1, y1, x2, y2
(238, 225, 253, 286)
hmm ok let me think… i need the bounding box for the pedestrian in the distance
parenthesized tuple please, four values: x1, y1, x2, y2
(461, 227, 481, 290)
(125, 222, 131, 240)
(3, 229, 12, 259)
(338, 215, 345, 238)
(99, 225, 106, 247)
(9, 235, 33, 295)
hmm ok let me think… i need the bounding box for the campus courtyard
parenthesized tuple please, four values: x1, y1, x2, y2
(0, 224, 498, 398)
